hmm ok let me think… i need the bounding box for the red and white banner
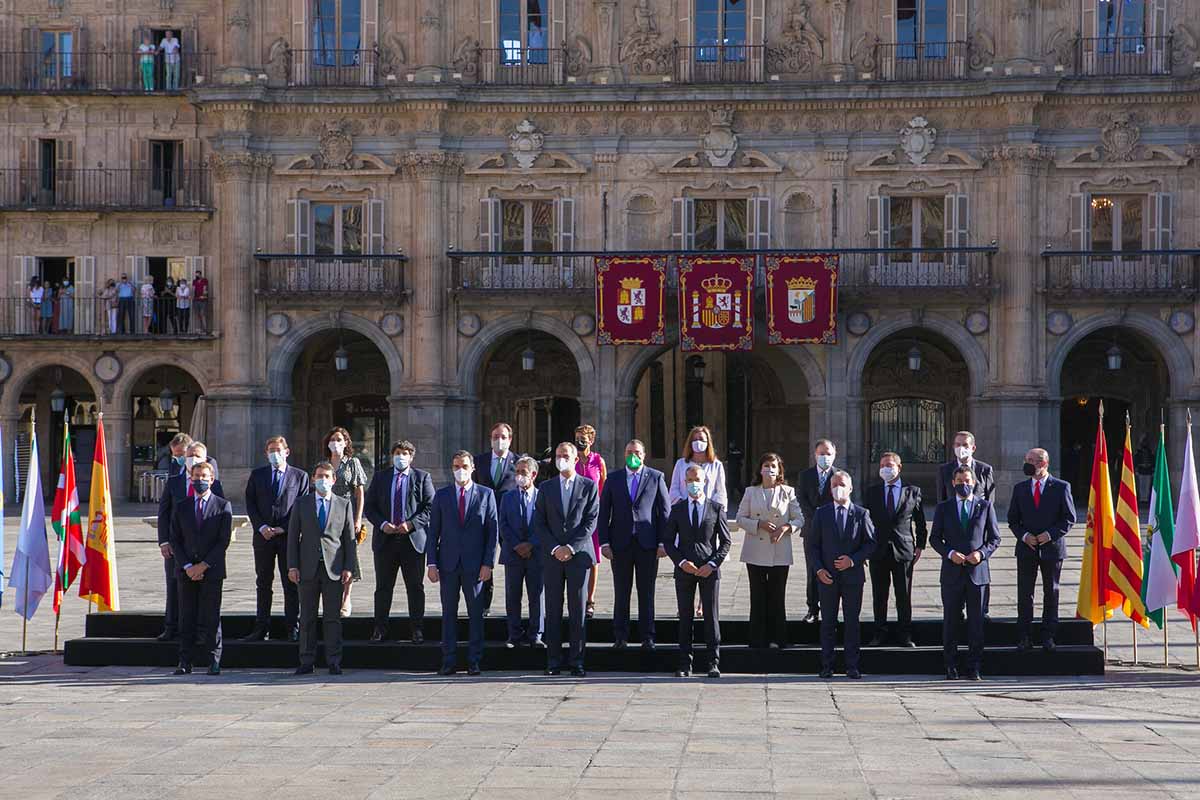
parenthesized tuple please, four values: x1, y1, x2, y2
(765, 253, 838, 345)
(596, 255, 667, 345)
(679, 254, 754, 351)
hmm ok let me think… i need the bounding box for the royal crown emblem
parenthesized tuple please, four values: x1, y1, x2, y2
(786, 275, 817, 324)
(616, 276, 646, 324)
(691, 273, 742, 330)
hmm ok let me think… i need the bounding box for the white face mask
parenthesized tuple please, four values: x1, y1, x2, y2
(492, 436, 510, 454)
(955, 446, 972, 461)
(691, 439, 708, 454)
(328, 440, 346, 455)
(816, 454, 835, 471)
(556, 458, 574, 474)
(831, 485, 851, 503)
(267, 451, 286, 468)
(185, 455, 200, 469)
(686, 481, 704, 498)
(879, 466, 898, 482)
(515, 473, 532, 489)
(761, 466, 779, 480)
(453, 468, 472, 485)
(393, 455, 410, 471)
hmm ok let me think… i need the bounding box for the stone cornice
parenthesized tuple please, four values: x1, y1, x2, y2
(208, 151, 274, 182)
(399, 151, 464, 178)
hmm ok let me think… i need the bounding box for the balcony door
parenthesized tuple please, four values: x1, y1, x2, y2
(40, 31, 74, 88)
(896, 0, 948, 57)
(480, 197, 574, 288)
(499, 0, 548, 65)
(294, 0, 376, 84)
(150, 140, 181, 206)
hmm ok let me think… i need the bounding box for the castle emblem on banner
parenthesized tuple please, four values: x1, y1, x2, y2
(786, 275, 817, 324)
(616, 277, 646, 325)
(691, 275, 743, 330)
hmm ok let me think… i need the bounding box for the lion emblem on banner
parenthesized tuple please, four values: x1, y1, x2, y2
(691, 275, 743, 331)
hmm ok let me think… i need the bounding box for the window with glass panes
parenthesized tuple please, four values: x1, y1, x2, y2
(696, 0, 747, 46)
(312, 202, 364, 255)
(896, 0, 948, 57)
(40, 31, 74, 79)
(312, 0, 362, 65)
(499, 0, 548, 64)
(694, 199, 748, 250)
(501, 199, 555, 262)
(1089, 196, 1144, 252)
(889, 197, 945, 262)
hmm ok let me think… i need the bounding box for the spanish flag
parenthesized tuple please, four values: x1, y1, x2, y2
(1109, 422, 1149, 626)
(1076, 402, 1116, 623)
(78, 414, 119, 611)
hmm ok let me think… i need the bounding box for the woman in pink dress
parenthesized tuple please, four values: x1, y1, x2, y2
(574, 424, 607, 619)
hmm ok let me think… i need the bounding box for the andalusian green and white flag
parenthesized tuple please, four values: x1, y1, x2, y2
(1142, 428, 1179, 628)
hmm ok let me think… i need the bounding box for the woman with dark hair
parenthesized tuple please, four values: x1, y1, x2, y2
(737, 452, 804, 648)
(321, 426, 367, 617)
(574, 423, 607, 618)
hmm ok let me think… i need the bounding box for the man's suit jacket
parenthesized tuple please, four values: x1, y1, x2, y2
(930, 497, 1001, 587)
(365, 466, 435, 554)
(245, 464, 310, 544)
(157, 473, 225, 546)
(864, 481, 928, 562)
(169, 494, 233, 580)
(474, 450, 518, 497)
(532, 474, 599, 568)
(1007, 475, 1077, 562)
(287, 492, 359, 581)
(663, 498, 731, 574)
(597, 466, 670, 551)
(498, 487, 539, 567)
(797, 465, 836, 538)
(936, 459, 995, 503)
(427, 483, 499, 576)
(804, 502, 876, 584)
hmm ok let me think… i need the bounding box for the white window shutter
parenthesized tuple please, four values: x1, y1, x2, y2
(127, 255, 148, 284)
(1155, 193, 1172, 250)
(363, 0, 378, 83)
(868, 195, 890, 268)
(555, 197, 575, 251)
(749, 196, 771, 249)
(76, 255, 96, 334)
(479, 198, 501, 250)
(1070, 193, 1089, 250)
(14, 256, 37, 334)
(672, 197, 695, 250)
(944, 194, 958, 249)
(291, 0, 307, 84)
(367, 198, 385, 254)
(287, 198, 311, 254)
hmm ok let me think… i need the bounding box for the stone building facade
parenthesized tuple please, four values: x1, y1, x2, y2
(1, 0, 1198, 506)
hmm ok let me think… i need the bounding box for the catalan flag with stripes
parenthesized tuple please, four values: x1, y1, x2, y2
(1109, 423, 1149, 627)
(1076, 403, 1116, 624)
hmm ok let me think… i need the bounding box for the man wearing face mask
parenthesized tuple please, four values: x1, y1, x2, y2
(427, 451, 499, 675)
(598, 439, 671, 650)
(288, 462, 358, 676)
(474, 423, 519, 617)
(797, 439, 839, 624)
(498, 457, 545, 647)
(532, 442, 599, 676)
(664, 464, 732, 678)
(365, 440, 436, 643)
(156, 439, 224, 642)
(1008, 447, 1077, 653)
(936, 431, 995, 616)
(243, 436, 310, 642)
(930, 466, 1000, 680)
(864, 452, 926, 647)
(806, 471, 876, 679)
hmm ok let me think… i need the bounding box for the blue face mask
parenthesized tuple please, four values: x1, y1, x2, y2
(173, 455, 187, 467)
(955, 483, 973, 499)
(393, 455, 410, 471)
(686, 481, 704, 498)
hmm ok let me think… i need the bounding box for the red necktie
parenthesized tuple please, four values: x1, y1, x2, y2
(1033, 480, 1041, 509)
(458, 488, 466, 525)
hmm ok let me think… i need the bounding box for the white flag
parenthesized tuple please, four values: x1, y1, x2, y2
(9, 434, 52, 620)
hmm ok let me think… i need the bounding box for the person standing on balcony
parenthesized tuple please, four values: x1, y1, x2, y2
(161, 278, 178, 334)
(27, 277, 44, 333)
(160, 31, 181, 91)
(192, 269, 209, 333)
(116, 273, 135, 334)
(175, 277, 191, 333)
(137, 32, 157, 92)
(140, 276, 156, 334)
(42, 283, 57, 334)
(99, 279, 118, 334)
(58, 279, 74, 333)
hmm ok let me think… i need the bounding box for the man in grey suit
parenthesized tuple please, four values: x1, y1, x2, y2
(288, 462, 358, 676)
(532, 442, 599, 677)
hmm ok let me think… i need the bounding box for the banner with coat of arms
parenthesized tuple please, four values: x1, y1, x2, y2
(595, 255, 666, 345)
(765, 253, 838, 344)
(678, 254, 754, 351)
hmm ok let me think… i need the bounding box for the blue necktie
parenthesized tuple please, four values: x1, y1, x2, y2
(630, 472, 640, 500)
(271, 469, 281, 497)
(318, 498, 328, 530)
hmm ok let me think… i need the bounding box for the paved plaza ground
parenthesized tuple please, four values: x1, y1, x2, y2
(2, 505, 1199, 798)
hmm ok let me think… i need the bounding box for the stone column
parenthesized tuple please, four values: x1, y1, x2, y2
(102, 410, 133, 502)
(222, 0, 255, 83)
(0, 411, 20, 503)
(415, 4, 445, 81)
(591, 0, 622, 84)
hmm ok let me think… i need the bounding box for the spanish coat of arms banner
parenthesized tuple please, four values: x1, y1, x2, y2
(595, 255, 666, 345)
(678, 254, 754, 351)
(765, 253, 838, 344)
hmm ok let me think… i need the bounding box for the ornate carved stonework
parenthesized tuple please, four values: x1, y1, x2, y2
(983, 144, 1056, 163)
(1044, 28, 1075, 68)
(700, 107, 738, 168)
(850, 33, 879, 73)
(318, 121, 355, 169)
(968, 30, 996, 71)
(621, 0, 673, 75)
(767, 3, 824, 75)
(266, 38, 291, 84)
(378, 33, 407, 77)
(451, 38, 479, 77)
(899, 117, 936, 166)
(399, 151, 464, 178)
(208, 151, 273, 182)
(509, 119, 545, 170)
(1100, 112, 1141, 161)
(566, 36, 593, 77)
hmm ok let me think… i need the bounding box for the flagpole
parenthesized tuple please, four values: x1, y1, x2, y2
(21, 406, 34, 654)
(53, 416, 67, 655)
(1132, 619, 1138, 665)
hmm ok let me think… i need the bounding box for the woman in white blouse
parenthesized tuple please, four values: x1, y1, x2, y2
(668, 425, 728, 509)
(737, 452, 804, 649)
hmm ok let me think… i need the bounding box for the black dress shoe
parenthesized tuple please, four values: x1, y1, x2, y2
(505, 640, 518, 649)
(965, 669, 982, 681)
(411, 629, 424, 644)
(867, 635, 886, 647)
(532, 637, 545, 648)
(613, 640, 628, 650)
(467, 664, 481, 676)
(570, 666, 587, 677)
(1042, 638, 1056, 653)
(675, 669, 691, 678)
(1017, 637, 1033, 653)
(294, 665, 314, 675)
(802, 612, 818, 624)
(818, 668, 834, 679)
(241, 628, 268, 642)
(328, 665, 343, 675)
(641, 640, 655, 651)
(207, 664, 221, 676)
(899, 638, 916, 648)
(438, 665, 456, 676)
(156, 630, 178, 642)
(369, 630, 385, 643)
(288, 629, 300, 643)
(945, 668, 959, 680)
(544, 667, 561, 676)
(707, 666, 721, 679)
(173, 665, 192, 675)
(847, 668, 862, 680)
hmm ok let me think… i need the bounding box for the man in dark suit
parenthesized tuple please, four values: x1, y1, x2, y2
(365, 440, 435, 643)
(243, 436, 310, 642)
(930, 466, 1001, 680)
(806, 471, 876, 679)
(797, 439, 838, 624)
(664, 463, 731, 678)
(936, 430, 996, 616)
(532, 442, 599, 677)
(864, 451, 927, 647)
(498, 456, 544, 647)
(427, 451, 499, 676)
(288, 462, 358, 676)
(169, 461, 232, 675)
(1008, 447, 1077, 652)
(598, 439, 670, 649)
(156, 440, 224, 642)
(474, 422, 518, 616)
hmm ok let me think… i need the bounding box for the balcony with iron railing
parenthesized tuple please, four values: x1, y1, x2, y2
(0, 296, 215, 338)
(477, 47, 567, 85)
(1075, 34, 1173, 77)
(0, 49, 214, 93)
(872, 41, 971, 81)
(0, 168, 212, 211)
(1042, 249, 1198, 300)
(288, 48, 379, 87)
(673, 43, 765, 84)
(255, 254, 408, 301)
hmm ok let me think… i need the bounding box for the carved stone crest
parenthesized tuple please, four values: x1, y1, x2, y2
(378, 32, 407, 77)
(1101, 112, 1141, 162)
(899, 116, 937, 166)
(509, 119, 545, 170)
(700, 107, 738, 168)
(620, 0, 673, 74)
(767, 2, 824, 75)
(318, 121, 355, 169)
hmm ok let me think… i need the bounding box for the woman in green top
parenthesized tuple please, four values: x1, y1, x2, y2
(321, 426, 367, 617)
(137, 32, 157, 92)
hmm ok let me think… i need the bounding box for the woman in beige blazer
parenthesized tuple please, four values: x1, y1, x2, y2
(737, 452, 804, 649)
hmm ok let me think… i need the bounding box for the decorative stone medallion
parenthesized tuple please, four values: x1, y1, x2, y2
(571, 313, 595, 337)
(1169, 310, 1195, 335)
(1046, 310, 1073, 336)
(379, 313, 404, 336)
(701, 106, 738, 167)
(94, 353, 122, 383)
(457, 313, 482, 337)
(899, 116, 937, 166)
(846, 312, 871, 336)
(964, 310, 989, 335)
(266, 312, 291, 336)
(509, 119, 545, 170)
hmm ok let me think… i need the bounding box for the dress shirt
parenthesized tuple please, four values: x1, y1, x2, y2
(949, 496, 974, 561)
(183, 493, 211, 570)
(678, 496, 716, 569)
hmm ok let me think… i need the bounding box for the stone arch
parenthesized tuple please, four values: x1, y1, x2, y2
(1047, 310, 1193, 399)
(3, 354, 105, 417)
(847, 313, 988, 397)
(267, 312, 405, 400)
(457, 312, 596, 401)
(111, 353, 212, 415)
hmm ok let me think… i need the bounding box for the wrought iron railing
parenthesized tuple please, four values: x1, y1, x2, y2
(255, 254, 407, 296)
(288, 48, 378, 87)
(873, 41, 970, 80)
(0, 295, 214, 336)
(0, 49, 213, 92)
(477, 47, 565, 85)
(673, 43, 765, 84)
(1042, 249, 1198, 297)
(0, 168, 212, 210)
(1076, 35, 1173, 77)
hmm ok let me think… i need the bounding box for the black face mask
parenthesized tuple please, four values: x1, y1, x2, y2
(1022, 462, 1037, 477)
(955, 483, 973, 499)
(575, 440, 589, 451)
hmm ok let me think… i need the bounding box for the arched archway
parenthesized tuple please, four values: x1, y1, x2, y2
(267, 313, 405, 400)
(13, 364, 99, 499)
(119, 364, 206, 494)
(847, 314, 987, 398)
